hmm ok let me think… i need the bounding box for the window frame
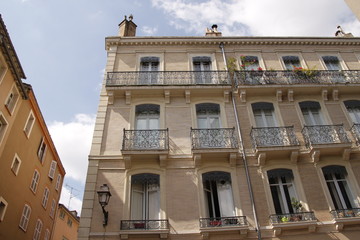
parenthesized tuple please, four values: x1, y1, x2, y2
(188, 53, 217, 71)
(343, 100, 360, 124)
(37, 138, 47, 164)
(30, 170, 40, 193)
(49, 199, 56, 218)
(41, 187, 50, 209)
(277, 53, 306, 71)
(130, 102, 165, 130)
(136, 53, 164, 71)
(238, 53, 265, 70)
(4, 84, 20, 115)
(44, 229, 50, 240)
(33, 219, 43, 240)
(24, 110, 36, 138)
(48, 160, 57, 179)
(0, 196, 8, 222)
(296, 100, 332, 127)
(0, 111, 8, 145)
(55, 174, 62, 191)
(0, 55, 7, 85)
(317, 53, 348, 70)
(19, 204, 31, 231)
(195, 103, 222, 129)
(11, 153, 22, 175)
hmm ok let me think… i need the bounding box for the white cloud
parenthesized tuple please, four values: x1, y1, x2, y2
(48, 114, 95, 182)
(152, 0, 360, 37)
(59, 186, 83, 214)
(141, 26, 158, 35)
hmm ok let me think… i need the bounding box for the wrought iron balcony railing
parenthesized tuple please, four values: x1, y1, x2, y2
(350, 123, 360, 145)
(301, 124, 350, 147)
(330, 208, 360, 219)
(120, 220, 169, 230)
(122, 129, 169, 151)
(251, 126, 299, 148)
(269, 212, 316, 224)
(235, 70, 360, 85)
(199, 216, 247, 228)
(191, 128, 238, 150)
(107, 71, 231, 86)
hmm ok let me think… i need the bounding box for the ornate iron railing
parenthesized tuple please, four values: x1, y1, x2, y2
(330, 208, 360, 219)
(350, 123, 360, 145)
(120, 219, 169, 230)
(251, 126, 299, 148)
(269, 212, 316, 224)
(191, 128, 238, 149)
(199, 216, 247, 228)
(122, 129, 169, 151)
(107, 71, 231, 86)
(301, 124, 350, 147)
(235, 70, 360, 85)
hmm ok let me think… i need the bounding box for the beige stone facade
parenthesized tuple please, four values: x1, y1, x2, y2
(345, 0, 360, 21)
(0, 15, 65, 240)
(79, 18, 360, 240)
(53, 204, 80, 240)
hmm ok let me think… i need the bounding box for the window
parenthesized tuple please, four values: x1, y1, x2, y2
(252, 102, 277, 127)
(241, 55, 260, 70)
(135, 104, 160, 130)
(19, 204, 31, 231)
(55, 174, 62, 191)
(30, 170, 40, 193)
(193, 56, 212, 83)
(196, 103, 221, 129)
(59, 210, 65, 220)
(44, 229, 50, 240)
(131, 173, 160, 220)
(48, 160, 57, 179)
(11, 153, 21, 175)
(37, 138, 47, 163)
(24, 111, 35, 138)
(322, 165, 357, 210)
(268, 169, 298, 214)
(202, 172, 235, 218)
(322, 56, 342, 70)
(5, 86, 19, 114)
(49, 200, 56, 218)
(299, 101, 325, 125)
(139, 57, 159, 84)
(0, 56, 7, 84)
(67, 218, 73, 227)
(41, 188, 50, 208)
(344, 100, 360, 124)
(33, 219, 43, 240)
(0, 112, 8, 144)
(282, 56, 301, 70)
(0, 197, 8, 221)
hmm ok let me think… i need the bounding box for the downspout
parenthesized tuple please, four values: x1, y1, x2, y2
(219, 42, 262, 240)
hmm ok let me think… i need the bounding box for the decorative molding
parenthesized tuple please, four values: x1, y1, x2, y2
(258, 153, 266, 166)
(194, 154, 201, 167)
(185, 90, 191, 104)
(273, 227, 281, 236)
(276, 90, 282, 102)
(240, 90, 246, 103)
(224, 90, 230, 103)
(287, 89, 294, 102)
(125, 91, 131, 105)
(311, 150, 320, 163)
(336, 223, 344, 231)
(290, 151, 299, 163)
(332, 89, 339, 101)
(108, 91, 114, 105)
(164, 90, 170, 104)
(322, 89, 328, 101)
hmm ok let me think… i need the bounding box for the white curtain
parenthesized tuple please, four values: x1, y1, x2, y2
(217, 182, 235, 217)
(131, 183, 144, 220)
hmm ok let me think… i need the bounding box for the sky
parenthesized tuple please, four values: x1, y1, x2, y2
(2, 0, 360, 214)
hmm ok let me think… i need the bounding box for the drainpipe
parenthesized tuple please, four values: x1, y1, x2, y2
(219, 42, 262, 240)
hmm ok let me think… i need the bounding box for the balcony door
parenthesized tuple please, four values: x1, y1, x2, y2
(131, 174, 160, 221)
(344, 100, 360, 124)
(268, 169, 298, 214)
(322, 166, 357, 210)
(196, 103, 221, 129)
(134, 104, 160, 149)
(193, 56, 212, 84)
(139, 57, 159, 84)
(300, 101, 325, 126)
(252, 102, 277, 128)
(203, 172, 235, 218)
(282, 56, 301, 70)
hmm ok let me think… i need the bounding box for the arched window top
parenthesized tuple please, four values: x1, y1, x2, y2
(202, 171, 231, 183)
(299, 101, 321, 109)
(322, 165, 347, 177)
(267, 168, 293, 180)
(131, 173, 159, 185)
(135, 104, 160, 115)
(251, 102, 274, 111)
(344, 100, 360, 109)
(196, 103, 220, 114)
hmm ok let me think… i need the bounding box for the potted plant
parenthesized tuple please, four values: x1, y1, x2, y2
(281, 216, 289, 223)
(291, 197, 303, 213)
(209, 220, 222, 227)
(133, 222, 145, 229)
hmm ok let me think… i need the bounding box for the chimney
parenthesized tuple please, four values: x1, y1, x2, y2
(205, 24, 222, 37)
(118, 14, 137, 37)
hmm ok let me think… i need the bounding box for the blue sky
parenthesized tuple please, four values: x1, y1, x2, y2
(3, 0, 360, 214)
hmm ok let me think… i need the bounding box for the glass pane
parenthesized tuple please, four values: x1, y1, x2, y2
(217, 182, 235, 217)
(283, 56, 301, 70)
(136, 119, 147, 130)
(131, 183, 144, 220)
(323, 56, 341, 70)
(327, 182, 343, 209)
(197, 118, 207, 129)
(149, 118, 159, 129)
(209, 117, 220, 128)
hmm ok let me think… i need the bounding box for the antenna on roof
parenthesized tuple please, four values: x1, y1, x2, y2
(65, 184, 79, 210)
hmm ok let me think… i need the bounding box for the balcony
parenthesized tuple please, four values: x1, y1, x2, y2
(199, 216, 247, 229)
(191, 128, 238, 150)
(350, 123, 360, 145)
(235, 70, 360, 86)
(251, 126, 299, 148)
(301, 124, 351, 147)
(106, 71, 231, 86)
(331, 208, 360, 219)
(120, 219, 169, 230)
(122, 129, 169, 151)
(270, 212, 316, 224)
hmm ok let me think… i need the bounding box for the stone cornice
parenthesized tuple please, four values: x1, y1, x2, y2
(106, 36, 360, 49)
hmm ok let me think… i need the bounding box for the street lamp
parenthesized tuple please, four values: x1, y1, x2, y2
(97, 184, 112, 226)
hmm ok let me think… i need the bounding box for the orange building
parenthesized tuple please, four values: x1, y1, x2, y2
(52, 204, 80, 240)
(0, 14, 66, 240)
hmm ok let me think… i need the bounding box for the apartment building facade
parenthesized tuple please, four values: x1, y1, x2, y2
(79, 17, 360, 240)
(0, 15, 66, 240)
(53, 204, 80, 240)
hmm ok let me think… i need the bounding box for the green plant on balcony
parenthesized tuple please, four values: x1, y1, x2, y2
(293, 66, 319, 79)
(281, 216, 289, 223)
(291, 197, 303, 213)
(226, 57, 238, 85)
